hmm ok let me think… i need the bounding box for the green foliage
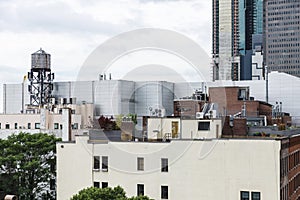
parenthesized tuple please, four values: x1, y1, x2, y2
(115, 115, 124, 129)
(127, 114, 137, 125)
(127, 196, 152, 200)
(115, 114, 138, 129)
(0, 132, 61, 200)
(71, 186, 152, 200)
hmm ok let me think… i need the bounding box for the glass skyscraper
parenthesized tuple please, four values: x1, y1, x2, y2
(212, 0, 264, 81)
(239, 0, 263, 80)
(264, 0, 300, 77)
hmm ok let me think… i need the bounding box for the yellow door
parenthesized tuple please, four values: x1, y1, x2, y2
(172, 121, 179, 138)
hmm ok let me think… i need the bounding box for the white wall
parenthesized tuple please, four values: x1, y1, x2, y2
(147, 118, 180, 140)
(181, 119, 222, 139)
(147, 118, 222, 140)
(57, 136, 281, 200)
(0, 112, 82, 141)
(57, 136, 93, 199)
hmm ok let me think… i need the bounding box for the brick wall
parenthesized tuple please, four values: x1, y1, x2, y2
(209, 87, 272, 117)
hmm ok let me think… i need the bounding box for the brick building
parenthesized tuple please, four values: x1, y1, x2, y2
(209, 86, 272, 117)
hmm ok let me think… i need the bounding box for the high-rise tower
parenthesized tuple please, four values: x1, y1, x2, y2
(264, 0, 300, 77)
(212, 0, 240, 81)
(28, 48, 54, 106)
(212, 0, 264, 81)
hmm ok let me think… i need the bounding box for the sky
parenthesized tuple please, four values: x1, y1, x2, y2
(0, 0, 212, 111)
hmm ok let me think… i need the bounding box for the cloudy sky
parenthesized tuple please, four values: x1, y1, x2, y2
(0, 0, 211, 111)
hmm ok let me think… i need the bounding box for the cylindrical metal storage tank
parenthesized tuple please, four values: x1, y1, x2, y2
(70, 97, 76, 105)
(31, 48, 51, 69)
(63, 98, 68, 105)
(60, 98, 64, 105)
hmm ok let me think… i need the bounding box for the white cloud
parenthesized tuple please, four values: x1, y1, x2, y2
(0, 0, 211, 112)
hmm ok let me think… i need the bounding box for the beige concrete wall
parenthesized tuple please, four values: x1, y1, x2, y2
(147, 118, 222, 140)
(0, 113, 81, 130)
(147, 118, 180, 140)
(57, 136, 93, 199)
(182, 119, 222, 139)
(57, 137, 281, 200)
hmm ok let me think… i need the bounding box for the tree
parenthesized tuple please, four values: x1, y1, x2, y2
(98, 115, 119, 131)
(0, 132, 61, 200)
(71, 186, 152, 200)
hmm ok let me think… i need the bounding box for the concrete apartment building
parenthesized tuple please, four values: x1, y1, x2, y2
(57, 118, 300, 200)
(0, 101, 94, 141)
(264, 0, 300, 77)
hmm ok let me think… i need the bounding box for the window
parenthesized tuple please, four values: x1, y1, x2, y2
(161, 158, 168, 172)
(251, 192, 260, 200)
(35, 123, 40, 129)
(240, 191, 249, 200)
(198, 122, 210, 131)
(72, 123, 78, 130)
(102, 156, 108, 171)
(60, 124, 63, 129)
(93, 156, 100, 170)
(137, 184, 144, 196)
(54, 123, 59, 129)
(14, 123, 18, 129)
(27, 123, 31, 129)
(238, 88, 249, 100)
(161, 186, 168, 199)
(137, 157, 144, 171)
(94, 182, 100, 188)
(102, 182, 108, 188)
(0, 123, 1, 129)
(5, 124, 10, 129)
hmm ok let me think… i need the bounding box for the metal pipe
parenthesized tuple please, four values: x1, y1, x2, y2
(265, 65, 269, 103)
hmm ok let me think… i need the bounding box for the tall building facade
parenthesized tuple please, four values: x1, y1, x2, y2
(264, 0, 300, 77)
(212, 0, 264, 81)
(212, 0, 240, 81)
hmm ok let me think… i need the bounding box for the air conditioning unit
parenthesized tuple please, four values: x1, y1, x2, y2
(209, 110, 217, 118)
(196, 112, 204, 119)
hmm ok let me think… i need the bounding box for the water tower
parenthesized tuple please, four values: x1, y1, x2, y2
(28, 48, 54, 106)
